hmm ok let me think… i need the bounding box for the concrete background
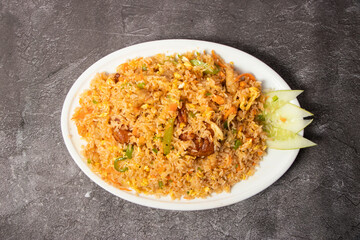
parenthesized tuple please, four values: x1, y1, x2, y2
(1, 0, 359, 239)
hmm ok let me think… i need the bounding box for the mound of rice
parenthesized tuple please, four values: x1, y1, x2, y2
(73, 50, 267, 199)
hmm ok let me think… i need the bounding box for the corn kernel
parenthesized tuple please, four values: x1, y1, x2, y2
(184, 62, 192, 68)
(98, 112, 108, 117)
(202, 108, 213, 119)
(106, 78, 113, 85)
(174, 72, 181, 79)
(157, 64, 164, 75)
(141, 179, 148, 186)
(247, 169, 255, 176)
(141, 104, 149, 109)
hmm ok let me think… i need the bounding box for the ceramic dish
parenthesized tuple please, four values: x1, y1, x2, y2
(61, 39, 300, 210)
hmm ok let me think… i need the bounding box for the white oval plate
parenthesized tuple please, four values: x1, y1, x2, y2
(61, 39, 300, 211)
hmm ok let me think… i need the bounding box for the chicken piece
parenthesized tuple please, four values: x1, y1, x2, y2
(179, 132, 196, 141)
(114, 73, 120, 83)
(132, 89, 148, 109)
(190, 137, 215, 157)
(111, 118, 130, 144)
(113, 128, 130, 144)
(177, 103, 188, 124)
(225, 65, 238, 94)
(179, 123, 215, 157)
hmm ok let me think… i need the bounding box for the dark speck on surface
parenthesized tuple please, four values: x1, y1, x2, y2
(0, 0, 359, 239)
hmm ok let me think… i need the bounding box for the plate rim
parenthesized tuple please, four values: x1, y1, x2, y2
(61, 39, 300, 211)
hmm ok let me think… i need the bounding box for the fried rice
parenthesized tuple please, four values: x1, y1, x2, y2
(72, 50, 267, 199)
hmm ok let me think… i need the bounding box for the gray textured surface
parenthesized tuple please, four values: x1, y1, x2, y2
(1, 0, 359, 239)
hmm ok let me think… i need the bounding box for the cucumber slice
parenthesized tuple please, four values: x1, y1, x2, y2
(276, 102, 313, 118)
(266, 127, 317, 150)
(261, 90, 316, 150)
(266, 103, 313, 133)
(264, 90, 303, 114)
(265, 90, 303, 102)
(281, 119, 313, 134)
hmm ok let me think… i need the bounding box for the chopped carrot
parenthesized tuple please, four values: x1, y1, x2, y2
(132, 127, 139, 137)
(211, 50, 226, 68)
(119, 62, 128, 72)
(139, 136, 145, 145)
(211, 50, 217, 57)
(140, 67, 144, 79)
(219, 71, 225, 79)
(118, 187, 132, 191)
(168, 103, 178, 111)
(246, 137, 254, 143)
(217, 61, 226, 69)
(251, 108, 257, 117)
(239, 81, 247, 88)
(258, 151, 263, 156)
(212, 95, 225, 105)
(236, 73, 256, 81)
(72, 108, 92, 120)
(72, 111, 86, 120)
(108, 178, 132, 191)
(158, 166, 165, 173)
(223, 106, 237, 119)
(280, 117, 287, 123)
